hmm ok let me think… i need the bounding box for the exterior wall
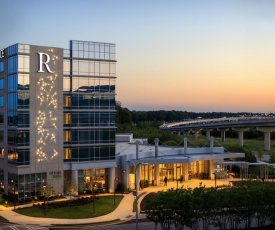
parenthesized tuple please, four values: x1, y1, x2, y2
(29, 46, 64, 194)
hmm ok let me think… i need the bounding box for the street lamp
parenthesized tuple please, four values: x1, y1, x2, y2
(92, 183, 97, 214)
(114, 177, 118, 205)
(122, 170, 126, 194)
(11, 179, 15, 210)
(42, 185, 46, 216)
(125, 160, 148, 230)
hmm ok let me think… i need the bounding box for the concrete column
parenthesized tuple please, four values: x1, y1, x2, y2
(232, 127, 249, 147)
(217, 128, 229, 142)
(210, 136, 214, 153)
(177, 131, 181, 136)
(71, 169, 78, 195)
(184, 137, 188, 155)
(205, 129, 213, 140)
(256, 127, 275, 151)
(109, 167, 115, 193)
(124, 163, 131, 191)
(184, 164, 189, 181)
(154, 164, 159, 185)
(155, 138, 159, 158)
(135, 140, 140, 159)
(209, 160, 214, 179)
(196, 161, 200, 174)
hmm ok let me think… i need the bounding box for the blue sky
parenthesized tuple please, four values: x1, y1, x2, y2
(2, 0, 275, 112)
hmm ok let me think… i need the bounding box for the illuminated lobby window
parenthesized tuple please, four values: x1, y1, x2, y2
(64, 113, 71, 125)
(63, 95, 71, 106)
(64, 148, 72, 160)
(64, 130, 71, 142)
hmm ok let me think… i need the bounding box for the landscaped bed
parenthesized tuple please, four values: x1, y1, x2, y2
(15, 195, 123, 219)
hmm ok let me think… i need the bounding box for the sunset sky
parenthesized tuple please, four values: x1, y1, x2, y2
(1, 0, 275, 112)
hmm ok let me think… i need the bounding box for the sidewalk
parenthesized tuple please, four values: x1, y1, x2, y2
(0, 179, 229, 227)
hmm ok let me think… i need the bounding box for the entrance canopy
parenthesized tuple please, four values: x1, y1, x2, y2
(116, 138, 245, 166)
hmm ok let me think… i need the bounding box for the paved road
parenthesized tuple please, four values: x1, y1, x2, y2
(49, 220, 161, 230)
(0, 223, 48, 230)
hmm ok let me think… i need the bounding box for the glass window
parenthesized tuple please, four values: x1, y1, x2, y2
(63, 95, 71, 107)
(72, 60, 79, 75)
(64, 130, 71, 143)
(110, 79, 115, 92)
(18, 92, 30, 109)
(0, 147, 4, 158)
(100, 62, 109, 76)
(0, 113, 3, 123)
(72, 77, 79, 92)
(78, 77, 89, 90)
(0, 96, 3, 107)
(64, 49, 70, 58)
(8, 111, 18, 126)
(63, 59, 70, 75)
(79, 61, 89, 75)
(8, 148, 30, 165)
(8, 131, 16, 144)
(18, 55, 30, 72)
(95, 62, 99, 75)
(17, 130, 30, 147)
(64, 148, 71, 160)
(110, 63, 116, 76)
(71, 94, 79, 108)
(8, 56, 17, 74)
(110, 44, 116, 60)
(18, 74, 29, 90)
(18, 112, 29, 128)
(8, 74, 17, 92)
(8, 93, 17, 109)
(7, 44, 18, 56)
(18, 44, 30, 54)
(63, 77, 71, 91)
(100, 78, 110, 92)
(0, 62, 4, 72)
(63, 113, 71, 125)
(0, 130, 3, 141)
(0, 79, 4, 89)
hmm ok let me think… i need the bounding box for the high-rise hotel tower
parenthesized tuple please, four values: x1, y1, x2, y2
(0, 40, 117, 200)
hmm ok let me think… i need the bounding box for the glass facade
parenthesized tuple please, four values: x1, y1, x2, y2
(8, 172, 46, 201)
(6, 44, 30, 166)
(63, 40, 116, 162)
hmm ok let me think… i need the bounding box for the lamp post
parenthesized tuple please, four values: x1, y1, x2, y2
(114, 177, 118, 205)
(125, 160, 148, 230)
(92, 182, 97, 214)
(42, 185, 46, 216)
(11, 179, 15, 210)
(122, 170, 126, 194)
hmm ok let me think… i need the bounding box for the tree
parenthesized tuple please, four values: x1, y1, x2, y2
(41, 182, 55, 203)
(64, 181, 78, 197)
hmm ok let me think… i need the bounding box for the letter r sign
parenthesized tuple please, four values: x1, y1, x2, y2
(38, 52, 55, 73)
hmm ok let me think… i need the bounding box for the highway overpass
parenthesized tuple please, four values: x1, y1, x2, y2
(160, 116, 275, 150)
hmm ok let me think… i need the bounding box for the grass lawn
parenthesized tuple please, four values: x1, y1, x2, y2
(15, 195, 123, 219)
(0, 215, 8, 222)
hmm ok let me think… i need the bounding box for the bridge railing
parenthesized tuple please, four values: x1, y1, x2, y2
(160, 116, 274, 129)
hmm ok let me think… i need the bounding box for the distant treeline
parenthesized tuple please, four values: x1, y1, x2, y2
(116, 101, 259, 124)
(116, 102, 275, 142)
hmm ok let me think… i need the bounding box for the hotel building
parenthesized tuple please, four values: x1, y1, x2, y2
(0, 40, 117, 200)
